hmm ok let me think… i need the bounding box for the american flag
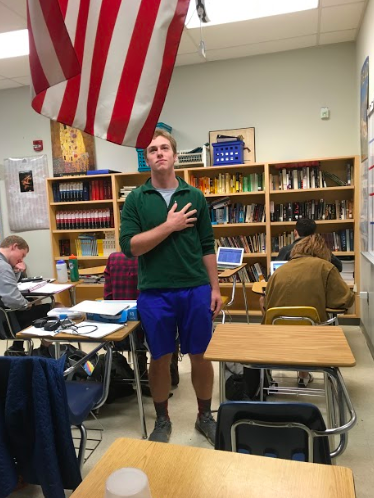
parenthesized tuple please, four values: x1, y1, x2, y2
(27, 0, 189, 148)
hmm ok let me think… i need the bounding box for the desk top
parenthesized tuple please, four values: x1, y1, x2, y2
(205, 323, 356, 367)
(71, 438, 355, 498)
(218, 263, 247, 279)
(16, 320, 140, 342)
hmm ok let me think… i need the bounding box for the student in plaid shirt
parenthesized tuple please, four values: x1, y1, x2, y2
(104, 252, 139, 301)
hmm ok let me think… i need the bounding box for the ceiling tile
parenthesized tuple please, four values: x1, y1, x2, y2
(319, 29, 357, 45)
(0, 78, 22, 90)
(175, 52, 205, 67)
(0, 3, 26, 33)
(320, 3, 365, 32)
(0, 0, 27, 19)
(0, 55, 29, 78)
(187, 10, 318, 50)
(12, 74, 30, 85)
(205, 35, 317, 63)
(178, 30, 199, 55)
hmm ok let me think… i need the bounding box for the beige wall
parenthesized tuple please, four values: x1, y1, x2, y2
(356, 0, 374, 346)
(0, 42, 358, 275)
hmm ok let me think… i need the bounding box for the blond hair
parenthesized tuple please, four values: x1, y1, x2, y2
(290, 234, 331, 261)
(0, 235, 29, 251)
(143, 129, 177, 161)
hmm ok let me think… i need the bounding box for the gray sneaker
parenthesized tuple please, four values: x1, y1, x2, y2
(148, 417, 172, 443)
(195, 412, 217, 446)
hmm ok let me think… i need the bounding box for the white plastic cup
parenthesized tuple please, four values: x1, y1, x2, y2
(105, 468, 152, 498)
(56, 260, 68, 283)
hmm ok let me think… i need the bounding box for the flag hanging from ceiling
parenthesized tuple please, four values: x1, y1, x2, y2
(27, 0, 189, 148)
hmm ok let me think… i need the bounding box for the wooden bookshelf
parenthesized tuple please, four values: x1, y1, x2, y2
(46, 155, 360, 318)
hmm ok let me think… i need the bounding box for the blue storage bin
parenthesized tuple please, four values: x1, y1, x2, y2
(212, 140, 244, 166)
(137, 122, 172, 172)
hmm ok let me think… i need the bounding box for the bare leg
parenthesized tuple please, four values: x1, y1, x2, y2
(189, 353, 214, 400)
(148, 353, 172, 402)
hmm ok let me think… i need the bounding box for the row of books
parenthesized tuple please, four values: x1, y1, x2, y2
(74, 233, 116, 257)
(211, 203, 265, 224)
(190, 172, 264, 195)
(119, 186, 137, 200)
(269, 164, 352, 190)
(56, 209, 114, 229)
(215, 234, 266, 254)
(52, 179, 113, 202)
(220, 263, 266, 284)
(271, 229, 354, 252)
(270, 199, 353, 222)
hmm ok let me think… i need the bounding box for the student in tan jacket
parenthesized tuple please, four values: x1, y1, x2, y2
(264, 234, 354, 386)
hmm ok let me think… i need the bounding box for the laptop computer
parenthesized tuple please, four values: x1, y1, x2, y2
(270, 260, 288, 275)
(217, 247, 244, 270)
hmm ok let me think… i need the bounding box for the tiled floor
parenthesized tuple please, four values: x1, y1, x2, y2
(5, 325, 374, 497)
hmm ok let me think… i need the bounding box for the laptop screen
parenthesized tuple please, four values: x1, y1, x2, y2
(217, 247, 244, 266)
(270, 261, 288, 275)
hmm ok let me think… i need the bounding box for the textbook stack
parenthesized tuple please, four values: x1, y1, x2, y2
(340, 259, 355, 285)
(119, 186, 137, 200)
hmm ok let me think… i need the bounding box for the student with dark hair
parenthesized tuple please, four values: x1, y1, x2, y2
(265, 234, 354, 386)
(276, 219, 342, 272)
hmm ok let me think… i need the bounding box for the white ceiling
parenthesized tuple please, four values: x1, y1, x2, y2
(0, 0, 368, 90)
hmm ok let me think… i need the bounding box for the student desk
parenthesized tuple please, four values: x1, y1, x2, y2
(70, 437, 356, 498)
(218, 263, 249, 323)
(22, 282, 78, 306)
(17, 320, 147, 439)
(205, 323, 356, 457)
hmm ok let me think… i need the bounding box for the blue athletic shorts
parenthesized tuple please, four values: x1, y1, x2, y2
(137, 285, 213, 360)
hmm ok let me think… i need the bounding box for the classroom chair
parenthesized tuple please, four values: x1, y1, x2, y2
(0, 304, 33, 355)
(215, 401, 332, 464)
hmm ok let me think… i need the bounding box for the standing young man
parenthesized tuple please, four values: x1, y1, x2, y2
(120, 130, 222, 444)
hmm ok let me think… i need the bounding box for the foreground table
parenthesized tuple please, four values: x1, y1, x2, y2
(17, 321, 147, 439)
(71, 437, 355, 498)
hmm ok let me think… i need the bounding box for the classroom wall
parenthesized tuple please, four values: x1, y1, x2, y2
(0, 42, 358, 275)
(356, 0, 374, 346)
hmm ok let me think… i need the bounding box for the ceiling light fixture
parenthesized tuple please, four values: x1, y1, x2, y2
(0, 29, 29, 59)
(186, 0, 319, 29)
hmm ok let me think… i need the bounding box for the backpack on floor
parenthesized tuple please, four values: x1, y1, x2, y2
(91, 352, 135, 403)
(225, 363, 273, 401)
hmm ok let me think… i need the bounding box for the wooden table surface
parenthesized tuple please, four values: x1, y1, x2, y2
(71, 438, 355, 498)
(16, 320, 140, 342)
(205, 323, 356, 367)
(218, 263, 247, 278)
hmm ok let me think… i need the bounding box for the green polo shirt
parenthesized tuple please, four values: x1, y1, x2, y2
(120, 177, 215, 290)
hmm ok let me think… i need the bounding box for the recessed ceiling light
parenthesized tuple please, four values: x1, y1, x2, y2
(186, 0, 319, 29)
(0, 29, 29, 59)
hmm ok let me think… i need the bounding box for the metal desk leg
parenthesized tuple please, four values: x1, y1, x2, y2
(129, 331, 147, 439)
(239, 269, 250, 324)
(55, 341, 61, 359)
(219, 361, 226, 404)
(69, 286, 76, 306)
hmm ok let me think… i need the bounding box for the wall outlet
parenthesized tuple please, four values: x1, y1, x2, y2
(320, 107, 330, 120)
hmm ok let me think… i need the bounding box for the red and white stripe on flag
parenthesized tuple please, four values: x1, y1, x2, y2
(27, 0, 189, 148)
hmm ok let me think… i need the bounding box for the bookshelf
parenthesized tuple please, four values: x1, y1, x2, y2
(46, 155, 360, 318)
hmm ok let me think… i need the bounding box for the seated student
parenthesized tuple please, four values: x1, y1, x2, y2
(276, 219, 342, 272)
(104, 252, 179, 386)
(0, 235, 51, 354)
(264, 234, 354, 386)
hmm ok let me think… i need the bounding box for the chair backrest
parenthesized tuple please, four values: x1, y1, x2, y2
(264, 306, 321, 325)
(216, 401, 331, 464)
(0, 356, 81, 497)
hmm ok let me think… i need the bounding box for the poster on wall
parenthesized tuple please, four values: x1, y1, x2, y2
(51, 121, 97, 177)
(360, 56, 369, 163)
(4, 155, 49, 232)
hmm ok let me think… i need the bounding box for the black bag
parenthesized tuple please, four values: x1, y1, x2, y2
(91, 352, 135, 403)
(225, 366, 272, 401)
